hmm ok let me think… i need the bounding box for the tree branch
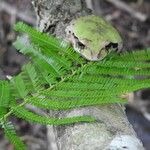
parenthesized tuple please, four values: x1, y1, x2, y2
(31, 0, 145, 149)
(106, 0, 147, 22)
(0, 1, 36, 25)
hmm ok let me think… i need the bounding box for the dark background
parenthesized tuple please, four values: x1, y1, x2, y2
(0, 0, 150, 149)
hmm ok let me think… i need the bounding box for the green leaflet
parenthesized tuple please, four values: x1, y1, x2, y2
(14, 38, 64, 76)
(85, 65, 150, 76)
(0, 107, 7, 118)
(0, 81, 10, 107)
(14, 22, 84, 64)
(97, 59, 150, 69)
(113, 48, 150, 61)
(3, 122, 26, 150)
(0, 81, 10, 118)
(14, 22, 63, 52)
(12, 106, 95, 125)
(27, 96, 126, 110)
(10, 75, 28, 99)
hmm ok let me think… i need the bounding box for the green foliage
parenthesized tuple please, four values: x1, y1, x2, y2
(12, 106, 95, 125)
(0, 81, 10, 107)
(0, 22, 150, 149)
(3, 122, 26, 150)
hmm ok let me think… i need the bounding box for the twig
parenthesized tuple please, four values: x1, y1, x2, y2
(25, 104, 48, 117)
(106, 0, 147, 22)
(86, 0, 93, 10)
(0, 1, 36, 25)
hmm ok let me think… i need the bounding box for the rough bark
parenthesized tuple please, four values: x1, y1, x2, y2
(31, 0, 145, 149)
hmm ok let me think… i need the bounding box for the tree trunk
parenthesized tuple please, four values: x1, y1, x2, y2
(31, 0, 145, 149)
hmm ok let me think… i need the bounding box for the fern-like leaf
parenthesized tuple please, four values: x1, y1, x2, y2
(12, 106, 95, 125)
(10, 75, 28, 99)
(14, 38, 64, 76)
(113, 48, 150, 61)
(3, 122, 26, 150)
(0, 21, 149, 150)
(27, 96, 126, 110)
(0, 107, 7, 118)
(14, 22, 83, 64)
(0, 80, 10, 107)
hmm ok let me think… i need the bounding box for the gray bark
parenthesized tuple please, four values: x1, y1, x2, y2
(31, 0, 145, 149)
